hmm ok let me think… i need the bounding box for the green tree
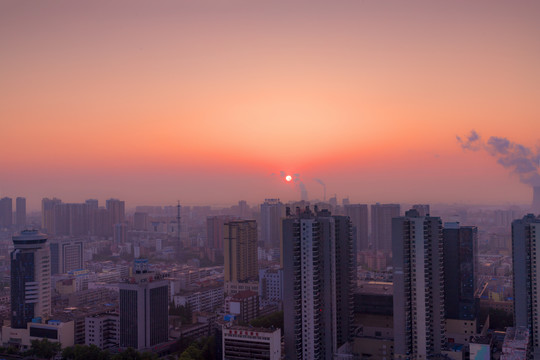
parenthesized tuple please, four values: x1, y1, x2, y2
(62, 344, 110, 360)
(250, 311, 284, 334)
(29, 338, 62, 360)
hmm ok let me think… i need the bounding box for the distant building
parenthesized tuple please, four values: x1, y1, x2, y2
(224, 220, 258, 283)
(16, 197, 26, 229)
(512, 214, 540, 358)
(106, 198, 125, 226)
(41, 197, 61, 234)
(222, 325, 281, 360)
(260, 199, 284, 250)
(345, 204, 369, 251)
(119, 259, 169, 350)
(371, 203, 400, 253)
(0, 197, 13, 229)
(283, 208, 355, 359)
(393, 209, 445, 359)
(133, 212, 149, 231)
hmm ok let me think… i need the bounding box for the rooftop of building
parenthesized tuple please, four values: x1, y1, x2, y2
(231, 290, 258, 300)
(223, 324, 280, 334)
(357, 281, 393, 295)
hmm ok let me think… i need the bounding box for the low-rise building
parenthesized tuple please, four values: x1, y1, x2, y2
(222, 325, 281, 360)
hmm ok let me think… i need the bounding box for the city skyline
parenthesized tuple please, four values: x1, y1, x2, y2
(2, 0, 540, 210)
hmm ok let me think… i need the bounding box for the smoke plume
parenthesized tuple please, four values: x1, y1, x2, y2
(457, 130, 540, 186)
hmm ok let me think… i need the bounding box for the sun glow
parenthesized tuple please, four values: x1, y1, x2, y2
(285, 175, 292, 182)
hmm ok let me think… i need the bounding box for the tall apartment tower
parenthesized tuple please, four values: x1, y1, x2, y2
(11, 230, 51, 328)
(345, 204, 369, 251)
(512, 214, 540, 358)
(260, 199, 285, 249)
(443, 223, 478, 319)
(119, 259, 168, 350)
(393, 209, 445, 359)
(106, 198, 125, 226)
(283, 208, 355, 360)
(16, 197, 26, 229)
(371, 203, 400, 253)
(224, 220, 258, 282)
(0, 197, 13, 229)
(41, 198, 61, 235)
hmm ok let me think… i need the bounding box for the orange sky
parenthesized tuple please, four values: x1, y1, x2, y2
(1, 0, 539, 210)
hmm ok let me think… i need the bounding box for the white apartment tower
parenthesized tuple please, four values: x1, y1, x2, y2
(392, 209, 445, 359)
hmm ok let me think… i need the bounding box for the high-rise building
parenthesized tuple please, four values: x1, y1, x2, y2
(224, 220, 258, 283)
(49, 238, 84, 275)
(41, 198, 61, 235)
(443, 223, 478, 320)
(283, 208, 354, 359)
(0, 197, 13, 229)
(443, 222, 479, 344)
(10, 230, 51, 328)
(119, 259, 168, 350)
(133, 212, 149, 231)
(392, 209, 445, 359)
(260, 199, 285, 250)
(512, 214, 540, 358)
(371, 203, 400, 253)
(412, 204, 430, 217)
(16, 197, 26, 229)
(345, 204, 369, 252)
(106, 199, 125, 227)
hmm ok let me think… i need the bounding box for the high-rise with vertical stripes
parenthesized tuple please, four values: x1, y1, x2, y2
(283, 207, 354, 360)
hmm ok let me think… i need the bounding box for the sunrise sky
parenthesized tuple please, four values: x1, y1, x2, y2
(1, 0, 540, 210)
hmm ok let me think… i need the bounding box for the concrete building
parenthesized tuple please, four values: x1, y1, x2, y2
(85, 312, 119, 350)
(259, 268, 283, 302)
(41, 197, 62, 235)
(11, 230, 51, 328)
(443, 222, 479, 344)
(260, 199, 284, 251)
(106, 198, 125, 227)
(345, 204, 369, 252)
(283, 208, 355, 360)
(222, 325, 281, 360)
(0, 197, 13, 229)
(512, 214, 540, 358)
(500, 327, 530, 360)
(228, 290, 259, 324)
(119, 259, 169, 350)
(50, 238, 84, 275)
(3, 230, 74, 350)
(16, 197, 26, 229)
(392, 209, 445, 359)
(173, 285, 224, 313)
(371, 203, 400, 253)
(224, 220, 258, 283)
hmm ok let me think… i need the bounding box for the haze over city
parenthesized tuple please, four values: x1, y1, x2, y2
(2, 0, 540, 210)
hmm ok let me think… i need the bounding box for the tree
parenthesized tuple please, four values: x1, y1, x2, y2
(250, 311, 284, 334)
(62, 344, 110, 360)
(29, 339, 62, 360)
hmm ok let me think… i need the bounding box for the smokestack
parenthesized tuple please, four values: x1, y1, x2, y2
(533, 186, 540, 214)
